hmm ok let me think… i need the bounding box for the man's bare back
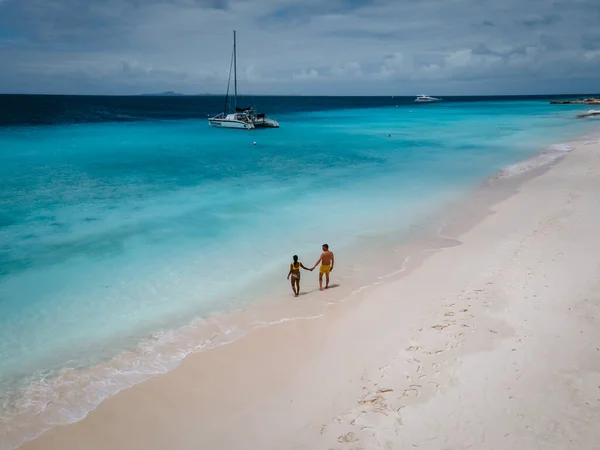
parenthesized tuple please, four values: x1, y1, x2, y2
(320, 250, 334, 266)
(312, 244, 335, 290)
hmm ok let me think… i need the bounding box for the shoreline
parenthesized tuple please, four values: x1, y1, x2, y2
(5, 128, 600, 450)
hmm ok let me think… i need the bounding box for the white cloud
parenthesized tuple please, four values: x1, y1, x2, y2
(330, 62, 362, 78)
(292, 69, 320, 81)
(445, 49, 474, 68)
(583, 50, 600, 61)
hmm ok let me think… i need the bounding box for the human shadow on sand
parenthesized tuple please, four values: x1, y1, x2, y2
(297, 284, 340, 296)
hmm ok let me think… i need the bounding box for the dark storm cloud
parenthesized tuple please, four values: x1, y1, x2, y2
(517, 14, 561, 27)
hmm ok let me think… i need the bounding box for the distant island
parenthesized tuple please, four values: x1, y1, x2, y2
(140, 91, 185, 96)
(139, 92, 222, 97)
(550, 97, 600, 104)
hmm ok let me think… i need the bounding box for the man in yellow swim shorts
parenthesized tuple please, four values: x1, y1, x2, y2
(312, 244, 335, 291)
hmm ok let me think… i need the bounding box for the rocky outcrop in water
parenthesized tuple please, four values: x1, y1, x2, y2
(550, 97, 600, 104)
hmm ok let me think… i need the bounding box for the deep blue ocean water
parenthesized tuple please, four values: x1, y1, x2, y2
(0, 94, 598, 448)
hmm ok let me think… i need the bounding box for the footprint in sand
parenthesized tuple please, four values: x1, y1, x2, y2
(400, 385, 421, 399)
(337, 432, 358, 443)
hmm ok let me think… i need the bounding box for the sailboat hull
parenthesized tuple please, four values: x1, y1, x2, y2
(252, 117, 279, 128)
(208, 118, 254, 129)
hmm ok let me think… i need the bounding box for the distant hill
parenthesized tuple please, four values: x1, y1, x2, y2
(140, 92, 223, 97)
(140, 91, 185, 97)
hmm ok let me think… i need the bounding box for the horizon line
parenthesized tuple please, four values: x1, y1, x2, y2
(1, 92, 599, 98)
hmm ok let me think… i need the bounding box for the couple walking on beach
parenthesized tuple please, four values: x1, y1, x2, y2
(287, 244, 334, 296)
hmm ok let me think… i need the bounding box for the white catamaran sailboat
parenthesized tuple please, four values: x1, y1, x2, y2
(208, 31, 279, 130)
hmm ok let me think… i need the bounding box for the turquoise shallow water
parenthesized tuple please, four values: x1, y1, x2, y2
(0, 97, 598, 447)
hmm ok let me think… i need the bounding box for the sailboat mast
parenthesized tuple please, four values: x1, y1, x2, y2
(233, 30, 237, 110)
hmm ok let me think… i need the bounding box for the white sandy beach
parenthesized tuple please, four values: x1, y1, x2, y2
(17, 140, 600, 450)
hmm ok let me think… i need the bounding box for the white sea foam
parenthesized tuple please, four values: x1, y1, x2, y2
(497, 134, 600, 179)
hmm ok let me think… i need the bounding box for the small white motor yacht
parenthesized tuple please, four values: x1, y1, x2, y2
(414, 95, 442, 103)
(576, 109, 600, 118)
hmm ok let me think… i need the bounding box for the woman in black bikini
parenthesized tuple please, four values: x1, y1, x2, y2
(287, 255, 312, 296)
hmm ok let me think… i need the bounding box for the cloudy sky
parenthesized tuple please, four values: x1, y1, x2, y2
(0, 0, 599, 95)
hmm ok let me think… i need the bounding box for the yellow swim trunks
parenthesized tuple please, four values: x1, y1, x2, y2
(319, 265, 331, 274)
